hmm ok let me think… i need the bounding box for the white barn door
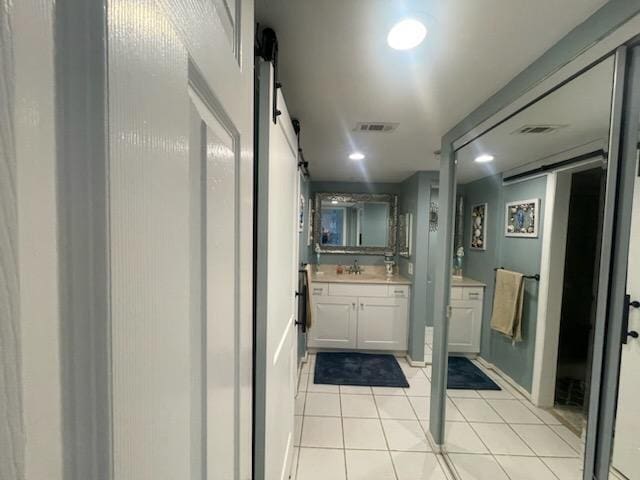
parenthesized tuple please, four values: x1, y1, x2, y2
(107, 1, 254, 478)
(255, 59, 300, 480)
(612, 168, 640, 479)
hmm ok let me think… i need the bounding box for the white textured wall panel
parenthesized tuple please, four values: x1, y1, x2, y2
(5, 1, 63, 479)
(108, 1, 191, 478)
(0, 2, 23, 479)
(108, 0, 254, 478)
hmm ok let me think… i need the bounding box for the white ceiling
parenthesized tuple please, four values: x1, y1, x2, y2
(256, 0, 608, 182)
(456, 56, 615, 184)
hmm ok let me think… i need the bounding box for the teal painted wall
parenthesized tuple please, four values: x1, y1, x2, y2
(397, 172, 439, 360)
(361, 203, 389, 246)
(397, 174, 420, 278)
(462, 174, 547, 391)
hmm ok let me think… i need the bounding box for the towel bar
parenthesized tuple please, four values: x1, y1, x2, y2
(494, 267, 540, 281)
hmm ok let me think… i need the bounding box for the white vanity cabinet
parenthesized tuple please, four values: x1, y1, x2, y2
(309, 295, 357, 348)
(308, 282, 410, 351)
(449, 285, 484, 354)
(357, 296, 408, 350)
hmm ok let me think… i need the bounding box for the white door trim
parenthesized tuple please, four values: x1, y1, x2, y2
(532, 158, 603, 406)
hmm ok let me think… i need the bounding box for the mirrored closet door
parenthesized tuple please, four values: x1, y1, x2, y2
(441, 55, 619, 480)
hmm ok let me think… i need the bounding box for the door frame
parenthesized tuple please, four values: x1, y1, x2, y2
(532, 157, 605, 407)
(430, 5, 640, 478)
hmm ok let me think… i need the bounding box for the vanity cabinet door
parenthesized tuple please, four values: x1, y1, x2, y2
(308, 296, 357, 349)
(356, 297, 408, 351)
(448, 300, 482, 353)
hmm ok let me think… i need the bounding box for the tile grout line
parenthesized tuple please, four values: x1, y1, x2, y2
(469, 362, 583, 455)
(462, 401, 568, 480)
(404, 357, 462, 480)
(338, 389, 349, 480)
(464, 420, 534, 480)
(372, 386, 400, 480)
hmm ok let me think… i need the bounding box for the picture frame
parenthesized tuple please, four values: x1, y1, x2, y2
(505, 198, 539, 238)
(307, 203, 313, 246)
(429, 201, 438, 232)
(298, 194, 305, 233)
(470, 203, 487, 250)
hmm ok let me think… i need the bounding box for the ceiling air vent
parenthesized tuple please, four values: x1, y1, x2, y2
(511, 124, 567, 135)
(354, 122, 399, 133)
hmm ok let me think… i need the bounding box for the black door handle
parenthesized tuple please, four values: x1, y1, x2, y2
(622, 294, 640, 344)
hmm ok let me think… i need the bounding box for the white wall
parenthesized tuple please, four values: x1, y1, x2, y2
(0, 2, 22, 478)
(2, 1, 64, 479)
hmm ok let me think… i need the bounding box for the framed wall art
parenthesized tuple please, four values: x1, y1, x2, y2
(505, 198, 539, 238)
(470, 203, 487, 250)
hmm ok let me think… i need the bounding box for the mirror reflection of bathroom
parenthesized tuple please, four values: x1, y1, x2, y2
(444, 55, 615, 471)
(317, 193, 394, 249)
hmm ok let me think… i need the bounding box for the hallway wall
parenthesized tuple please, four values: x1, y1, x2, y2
(3, 1, 63, 479)
(462, 174, 547, 392)
(397, 171, 439, 361)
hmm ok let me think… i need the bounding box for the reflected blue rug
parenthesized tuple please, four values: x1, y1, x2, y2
(314, 352, 409, 388)
(448, 356, 501, 390)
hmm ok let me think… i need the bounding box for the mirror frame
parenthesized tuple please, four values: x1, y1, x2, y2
(313, 192, 398, 255)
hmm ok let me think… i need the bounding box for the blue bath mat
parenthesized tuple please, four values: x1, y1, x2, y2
(314, 352, 409, 388)
(448, 356, 501, 390)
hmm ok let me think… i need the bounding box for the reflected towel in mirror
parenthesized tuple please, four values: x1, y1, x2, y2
(490, 269, 524, 342)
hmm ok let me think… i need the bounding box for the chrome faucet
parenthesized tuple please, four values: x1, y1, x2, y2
(348, 259, 362, 275)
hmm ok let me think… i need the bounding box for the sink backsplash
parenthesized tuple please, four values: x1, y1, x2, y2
(315, 264, 394, 276)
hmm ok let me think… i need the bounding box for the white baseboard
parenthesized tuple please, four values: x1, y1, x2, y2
(474, 357, 532, 401)
(406, 354, 427, 368)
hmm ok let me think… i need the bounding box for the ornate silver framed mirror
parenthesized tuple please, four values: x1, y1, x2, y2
(313, 192, 398, 255)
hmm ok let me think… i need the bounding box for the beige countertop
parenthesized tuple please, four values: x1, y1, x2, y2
(310, 270, 412, 285)
(451, 276, 486, 287)
(308, 265, 483, 287)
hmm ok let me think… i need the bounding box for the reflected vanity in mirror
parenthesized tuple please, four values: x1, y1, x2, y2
(314, 192, 398, 254)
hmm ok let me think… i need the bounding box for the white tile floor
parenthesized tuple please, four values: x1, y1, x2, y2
(294, 336, 585, 480)
(293, 353, 452, 480)
(439, 362, 585, 480)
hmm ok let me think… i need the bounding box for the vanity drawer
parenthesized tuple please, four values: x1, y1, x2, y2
(328, 283, 388, 297)
(450, 286, 464, 300)
(388, 285, 410, 298)
(463, 287, 484, 301)
(311, 283, 328, 296)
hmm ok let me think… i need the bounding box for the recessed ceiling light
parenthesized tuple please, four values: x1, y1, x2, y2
(474, 154, 495, 163)
(331, 199, 338, 204)
(387, 19, 427, 50)
(349, 152, 365, 160)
